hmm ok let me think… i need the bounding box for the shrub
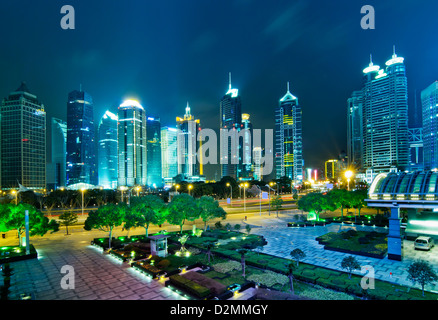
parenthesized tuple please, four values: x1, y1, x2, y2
(169, 274, 211, 298)
(157, 259, 171, 269)
(247, 270, 288, 288)
(214, 221, 223, 230)
(212, 260, 241, 273)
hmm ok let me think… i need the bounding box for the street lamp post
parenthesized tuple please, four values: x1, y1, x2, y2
(243, 183, 248, 212)
(226, 183, 232, 206)
(11, 190, 17, 205)
(188, 184, 193, 196)
(80, 188, 85, 216)
(136, 186, 141, 197)
(175, 184, 180, 194)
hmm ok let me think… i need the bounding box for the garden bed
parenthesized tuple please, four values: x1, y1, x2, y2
(0, 245, 38, 263)
(316, 230, 388, 259)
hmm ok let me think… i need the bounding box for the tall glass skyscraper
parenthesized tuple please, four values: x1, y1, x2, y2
(347, 90, 364, 169)
(361, 49, 409, 173)
(421, 81, 438, 170)
(117, 100, 147, 187)
(0, 82, 46, 190)
(66, 89, 97, 187)
(177, 103, 201, 177)
(146, 116, 162, 187)
(98, 110, 118, 189)
(239, 113, 253, 179)
(220, 73, 242, 180)
(275, 82, 303, 184)
(52, 117, 67, 188)
(161, 126, 178, 180)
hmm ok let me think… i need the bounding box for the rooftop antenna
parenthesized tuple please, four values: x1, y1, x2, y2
(229, 72, 232, 90)
(287, 81, 290, 92)
(80, 83, 82, 92)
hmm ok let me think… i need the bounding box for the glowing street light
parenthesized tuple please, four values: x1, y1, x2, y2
(175, 184, 180, 194)
(135, 186, 141, 197)
(345, 170, 353, 191)
(188, 184, 193, 196)
(11, 190, 17, 205)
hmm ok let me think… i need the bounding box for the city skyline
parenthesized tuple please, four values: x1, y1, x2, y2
(2, 1, 438, 179)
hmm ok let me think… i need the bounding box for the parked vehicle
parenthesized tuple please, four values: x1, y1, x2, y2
(414, 236, 435, 251)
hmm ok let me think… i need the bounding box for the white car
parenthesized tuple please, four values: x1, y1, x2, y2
(414, 236, 435, 251)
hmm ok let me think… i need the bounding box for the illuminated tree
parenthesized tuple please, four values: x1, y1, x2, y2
(58, 211, 78, 235)
(84, 203, 126, 249)
(196, 196, 227, 231)
(167, 193, 200, 234)
(0, 203, 59, 247)
(125, 195, 167, 237)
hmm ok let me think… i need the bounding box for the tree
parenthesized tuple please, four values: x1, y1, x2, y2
(270, 195, 284, 217)
(84, 203, 126, 250)
(0, 203, 59, 247)
(351, 189, 367, 218)
(196, 196, 227, 231)
(58, 211, 78, 235)
(286, 262, 296, 294)
(125, 195, 167, 237)
(204, 241, 215, 264)
(297, 192, 327, 221)
(341, 256, 361, 279)
(407, 260, 438, 296)
(245, 224, 252, 234)
(167, 193, 200, 234)
(237, 248, 249, 278)
(178, 234, 189, 253)
(290, 248, 306, 267)
(327, 189, 351, 220)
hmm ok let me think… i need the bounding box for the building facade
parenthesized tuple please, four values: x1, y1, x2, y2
(361, 50, 409, 173)
(275, 82, 303, 185)
(117, 100, 147, 187)
(161, 126, 178, 180)
(98, 110, 118, 189)
(177, 103, 200, 178)
(0, 82, 46, 190)
(66, 89, 97, 187)
(52, 117, 67, 189)
(421, 81, 438, 170)
(347, 90, 364, 170)
(146, 116, 162, 188)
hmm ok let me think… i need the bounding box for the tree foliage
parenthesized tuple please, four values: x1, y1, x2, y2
(407, 260, 438, 296)
(167, 193, 200, 233)
(196, 196, 227, 231)
(125, 195, 167, 237)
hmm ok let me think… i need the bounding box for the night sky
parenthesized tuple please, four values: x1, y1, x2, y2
(1, 0, 438, 180)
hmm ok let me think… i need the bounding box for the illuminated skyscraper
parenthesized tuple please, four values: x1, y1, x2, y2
(253, 147, 263, 181)
(220, 73, 242, 180)
(275, 82, 303, 184)
(146, 116, 162, 187)
(239, 113, 253, 179)
(66, 89, 97, 187)
(52, 117, 67, 188)
(0, 82, 46, 190)
(161, 126, 178, 180)
(422, 81, 438, 170)
(98, 110, 118, 189)
(347, 90, 364, 169)
(361, 48, 409, 173)
(117, 100, 147, 187)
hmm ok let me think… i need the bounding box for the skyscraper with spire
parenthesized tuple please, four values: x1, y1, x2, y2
(275, 82, 303, 184)
(220, 73, 242, 180)
(177, 102, 201, 178)
(361, 47, 409, 173)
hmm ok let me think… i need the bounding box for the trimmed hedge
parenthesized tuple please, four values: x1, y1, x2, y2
(168, 274, 211, 299)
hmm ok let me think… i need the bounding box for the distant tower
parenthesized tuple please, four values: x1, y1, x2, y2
(66, 88, 97, 187)
(220, 73, 242, 180)
(161, 126, 178, 180)
(0, 82, 46, 190)
(52, 117, 67, 188)
(117, 100, 147, 187)
(98, 110, 118, 189)
(275, 82, 303, 184)
(176, 102, 201, 177)
(347, 90, 363, 169)
(146, 116, 162, 187)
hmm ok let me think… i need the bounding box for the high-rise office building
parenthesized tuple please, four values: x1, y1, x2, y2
(220, 73, 242, 180)
(275, 82, 303, 184)
(0, 82, 46, 190)
(161, 126, 178, 180)
(361, 49, 409, 173)
(52, 117, 67, 188)
(117, 100, 147, 187)
(253, 147, 263, 181)
(176, 103, 201, 178)
(98, 110, 118, 189)
(146, 116, 162, 188)
(66, 89, 97, 187)
(421, 81, 438, 170)
(347, 90, 364, 169)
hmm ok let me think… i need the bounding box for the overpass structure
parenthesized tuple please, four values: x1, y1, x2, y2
(366, 170, 438, 261)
